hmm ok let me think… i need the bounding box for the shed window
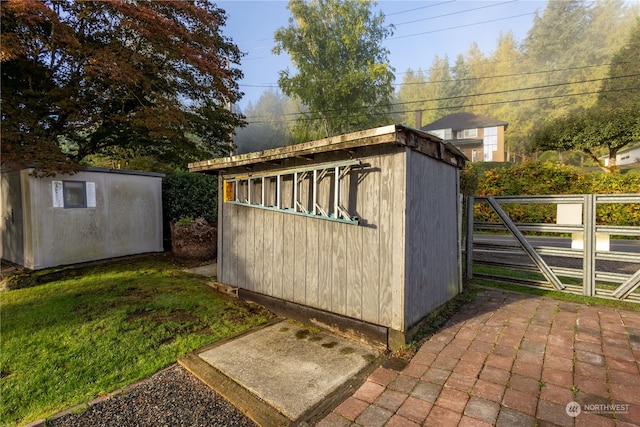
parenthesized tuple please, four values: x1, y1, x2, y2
(53, 180, 95, 208)
(64, 181, 87, 208)
(223, 160, 361, 225)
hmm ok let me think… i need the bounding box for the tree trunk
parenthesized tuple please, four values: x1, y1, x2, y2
(583, 148, 612, 173)
(608, 147, 620, 172)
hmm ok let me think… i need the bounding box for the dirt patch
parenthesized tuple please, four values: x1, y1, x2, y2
(170, 218, 217, 261)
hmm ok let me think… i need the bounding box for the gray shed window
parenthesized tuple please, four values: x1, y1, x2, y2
(63, 181, 87, 208)
(223, 160, 361, 224)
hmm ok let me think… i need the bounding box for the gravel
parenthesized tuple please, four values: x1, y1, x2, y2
(47, 365, 257, 427)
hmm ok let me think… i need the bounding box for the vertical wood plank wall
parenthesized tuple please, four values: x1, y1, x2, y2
(404, 149, 460, 329)
(219, 145, 407, 330)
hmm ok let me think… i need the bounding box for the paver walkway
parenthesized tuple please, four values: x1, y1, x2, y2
(318, 289, 640, 427)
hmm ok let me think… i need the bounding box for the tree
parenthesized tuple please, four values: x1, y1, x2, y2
(273, 0, 395, 138)
(530, 18, 640, 172)
(473, 31, 525, 160)
(597, 17, 640, 109)
(234, 90, 295, 153)
(531, 106, 638, 172)
(1, 0, 245, 176)
(394, 68, 429, 127)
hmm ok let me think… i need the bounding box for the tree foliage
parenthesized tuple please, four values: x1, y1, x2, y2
(466, 161, 640, 226)
(273, 0, 395, 139)
(391, 0, 638, 163)
(1, 0, 245, 176)
(234, 90, 297, 153)
(530, 17, 640, 172)
(531, 105, 639, 172)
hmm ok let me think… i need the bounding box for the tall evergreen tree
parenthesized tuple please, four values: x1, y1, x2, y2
(597, 17, 640, 109)
(395, 68, 430, 127)
(420, 55, 454, 124)
(531, 20, 640, 172)
(449, 54, 473, 114)
(234, 90, 295, 154)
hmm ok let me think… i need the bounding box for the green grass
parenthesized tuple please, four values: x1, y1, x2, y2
(0, 255, 272, 426)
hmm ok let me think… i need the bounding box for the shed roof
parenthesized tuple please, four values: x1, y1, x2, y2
(0, 164, 164, 178)
(189, 124, 466, 173)
(421, 112, 508, 132)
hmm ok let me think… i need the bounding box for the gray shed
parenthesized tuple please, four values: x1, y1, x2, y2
(189, 125, 466, 348)
(1, 166, 164, 270)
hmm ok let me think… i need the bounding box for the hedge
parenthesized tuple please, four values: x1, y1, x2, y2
(162, 172, 218, 225)
(463, 162, 640, 226)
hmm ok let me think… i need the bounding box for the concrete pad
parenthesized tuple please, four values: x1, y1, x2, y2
(184, 263, 217, 277)
(199, 321, 380, 420)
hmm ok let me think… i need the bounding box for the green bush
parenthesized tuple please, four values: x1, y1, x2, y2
(162, 173, 218, 225)
(466, 161, 640, 226)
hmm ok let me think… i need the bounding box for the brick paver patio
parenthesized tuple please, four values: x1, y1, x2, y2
(318, 289, 640, 426)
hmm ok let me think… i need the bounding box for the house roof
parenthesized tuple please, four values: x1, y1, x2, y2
(188, 124, 467, 173)
(421, 112, 508, 132)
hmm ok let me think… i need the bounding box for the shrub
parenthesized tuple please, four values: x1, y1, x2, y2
(162, 172, 218, 225)
(466, 161, 640, 226)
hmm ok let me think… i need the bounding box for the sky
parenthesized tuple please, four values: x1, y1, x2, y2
(217, 0, 550, 111)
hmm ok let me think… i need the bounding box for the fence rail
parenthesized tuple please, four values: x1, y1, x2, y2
(464, 194, 640, 303)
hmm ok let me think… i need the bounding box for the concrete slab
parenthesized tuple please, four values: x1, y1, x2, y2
(198, 321, 380, 421)
(184, 263, 217, 277)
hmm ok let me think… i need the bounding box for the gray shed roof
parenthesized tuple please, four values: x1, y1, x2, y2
(421, 112, 508, 132)
(189, 124, 466, 173)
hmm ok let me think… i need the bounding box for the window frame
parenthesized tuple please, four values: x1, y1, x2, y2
(222, 159, 362, 225)
(467, 129, 478, 138)
(62, 181, 87, 208)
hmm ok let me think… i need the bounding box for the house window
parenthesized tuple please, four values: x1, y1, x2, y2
(483, 127, 498, 161)
(52, 180, 96, 208)
(457, 129, 478, 139)
(64, 181, 87, 208)
(465, 129, 478, 138)
(427, 128, 452, 140)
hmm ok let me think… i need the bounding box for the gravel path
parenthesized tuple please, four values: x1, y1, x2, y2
(48, 365, 257, 427)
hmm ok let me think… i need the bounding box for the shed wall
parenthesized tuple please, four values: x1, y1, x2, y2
(0, 170, 26, 266)
(1, 169, 163, 270)
(219, 145, 407, 330)
(404, 149, 461, 328)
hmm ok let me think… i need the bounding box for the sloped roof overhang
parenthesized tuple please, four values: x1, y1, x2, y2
(189, 124, 467, 173)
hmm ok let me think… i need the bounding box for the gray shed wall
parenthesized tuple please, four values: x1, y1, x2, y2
(219, 145, 408, 331)
(405, 149, 461, 329)
(0, 170, 26, 266)
(1, 169, 163, 270)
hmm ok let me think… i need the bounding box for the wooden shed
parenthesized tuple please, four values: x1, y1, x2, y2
(189, 125, 466, 348)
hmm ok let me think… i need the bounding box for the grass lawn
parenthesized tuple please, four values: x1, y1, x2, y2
(0, 255, 273, 426)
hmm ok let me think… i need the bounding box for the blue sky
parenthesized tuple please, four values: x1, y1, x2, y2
(217, 1, 549, 110)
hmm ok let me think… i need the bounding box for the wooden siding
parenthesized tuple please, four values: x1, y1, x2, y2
(218, 145, 407, 329)
(404, 149, 461, 328)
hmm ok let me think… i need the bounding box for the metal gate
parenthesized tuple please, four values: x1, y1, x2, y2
(464, 194, 640, 303)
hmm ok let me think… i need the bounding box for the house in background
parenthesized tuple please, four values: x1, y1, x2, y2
(1, 166, 164, 270)
(420, 112, 508, 162)
(604, 145, 640, 169)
